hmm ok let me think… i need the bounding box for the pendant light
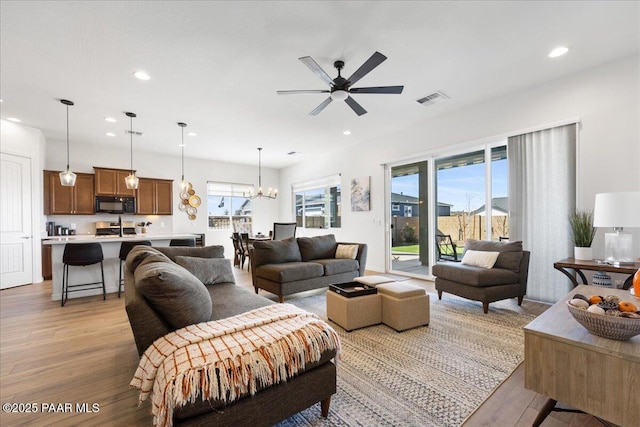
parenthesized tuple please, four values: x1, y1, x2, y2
(59, 99, 77, 186)
(246, 147, 277, 200)
(124, 112, 139, 190)
(177, 122, 189, 192)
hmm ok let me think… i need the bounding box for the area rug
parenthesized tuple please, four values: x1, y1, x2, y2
(277, 293, 536, 427)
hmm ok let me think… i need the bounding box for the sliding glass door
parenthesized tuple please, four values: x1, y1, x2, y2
(434, 145, 508, 263)
(389, 161, 430, 276)
(386, 143, 507, 277)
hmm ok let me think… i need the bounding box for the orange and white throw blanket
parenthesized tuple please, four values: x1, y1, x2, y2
(130, 304, 340, 427)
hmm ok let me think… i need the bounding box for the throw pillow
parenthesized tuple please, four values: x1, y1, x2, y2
(134, 261, 212, 329)
(175, 256, 236, 285)
(335, 244, 359, 259)
(125, 246, 172, 272)
(252, 237, 302, 266)
(461, 250, 500, 269)
(297, 234, 338, 261)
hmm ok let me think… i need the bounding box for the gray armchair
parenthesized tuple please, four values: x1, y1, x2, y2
(431, 239, 530, 313)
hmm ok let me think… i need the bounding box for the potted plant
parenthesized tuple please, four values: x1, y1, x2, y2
(570, 210, 596, 260)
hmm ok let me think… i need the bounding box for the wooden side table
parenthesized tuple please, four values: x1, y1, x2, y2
(554, 258, 639, 289)
(524, 285, 640, 426)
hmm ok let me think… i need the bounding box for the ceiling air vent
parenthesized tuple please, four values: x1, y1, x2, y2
(416, 91, 449, 106)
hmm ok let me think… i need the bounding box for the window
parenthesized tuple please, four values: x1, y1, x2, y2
(292, 175, 341, 229)
(207, 182, 253, 230)
(392, 203, 400, 212)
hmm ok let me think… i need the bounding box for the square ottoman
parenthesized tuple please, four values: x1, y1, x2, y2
(377, 282, 430, 331)
(326, 290, 381, 331)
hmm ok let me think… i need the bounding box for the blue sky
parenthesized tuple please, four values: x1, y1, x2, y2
(392, 159, 508, 212)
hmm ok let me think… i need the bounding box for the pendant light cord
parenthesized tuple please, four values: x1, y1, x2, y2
(181, 127, 185, 181)
(65, 103, 70, 169)
(258, 147, 262, 189)
(130, 115, 133, 174)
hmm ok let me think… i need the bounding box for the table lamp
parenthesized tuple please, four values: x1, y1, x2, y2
(593, 191, 640, 265)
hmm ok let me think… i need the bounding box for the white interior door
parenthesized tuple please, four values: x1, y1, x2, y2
(1, 152, 33, 288)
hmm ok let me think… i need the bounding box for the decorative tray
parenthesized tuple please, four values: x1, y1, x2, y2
(329, 282, 377, 298)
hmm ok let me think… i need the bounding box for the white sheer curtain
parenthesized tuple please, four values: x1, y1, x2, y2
(508, 124, 577, 303)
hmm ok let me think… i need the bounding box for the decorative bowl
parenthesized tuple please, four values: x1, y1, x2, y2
(567, 302, 640, 340)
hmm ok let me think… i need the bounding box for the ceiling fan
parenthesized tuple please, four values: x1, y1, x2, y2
(277, 51, 404, 116)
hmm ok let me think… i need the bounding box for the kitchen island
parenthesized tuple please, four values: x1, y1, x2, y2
(42, 234, 199, 302)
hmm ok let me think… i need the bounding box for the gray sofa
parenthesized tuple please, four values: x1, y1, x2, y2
(250, 234, 367, 302)
(431, 239, 530, 313)
(124, 245, 337, 426)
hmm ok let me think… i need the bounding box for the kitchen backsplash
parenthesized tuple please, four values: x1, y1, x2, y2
(43, 214, 174, 237)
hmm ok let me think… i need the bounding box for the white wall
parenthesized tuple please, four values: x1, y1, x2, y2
(43, 140, 280, 261)
(1, 120, 46, 282)
(279, 55, 640, 276)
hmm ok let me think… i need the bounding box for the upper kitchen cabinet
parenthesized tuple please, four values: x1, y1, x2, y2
(136, 178, 173, 215)
(44, 170, 95, 215)
(94, 167, 136, 197)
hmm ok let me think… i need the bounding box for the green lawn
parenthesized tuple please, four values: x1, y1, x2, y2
(391, 245, 419, 253)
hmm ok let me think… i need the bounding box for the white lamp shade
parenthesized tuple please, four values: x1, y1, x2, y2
(125, 173, 139, 190)
(59, 169, 77, 186)
(593, 191, 640, 228)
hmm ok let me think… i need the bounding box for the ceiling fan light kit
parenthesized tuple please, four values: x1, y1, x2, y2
(278, 51, 404, 116)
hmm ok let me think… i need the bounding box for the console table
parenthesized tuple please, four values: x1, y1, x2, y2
(554, 258, 639, 290)
(524, 285, 640, 427)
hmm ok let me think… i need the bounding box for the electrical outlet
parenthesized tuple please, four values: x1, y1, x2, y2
(160, 222, 165, 228)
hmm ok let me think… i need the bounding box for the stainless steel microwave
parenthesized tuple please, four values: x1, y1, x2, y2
(95, 196, 136, 214)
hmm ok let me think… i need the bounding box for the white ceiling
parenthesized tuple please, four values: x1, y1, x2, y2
(1, 1, 638, 168)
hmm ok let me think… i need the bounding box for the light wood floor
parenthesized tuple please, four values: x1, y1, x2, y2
(0, 268, 608, 426)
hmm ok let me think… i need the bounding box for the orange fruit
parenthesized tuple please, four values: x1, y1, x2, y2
(589, 295, 603, 305)
(633, 268, 640, 296)
(618, 301, 638, 313)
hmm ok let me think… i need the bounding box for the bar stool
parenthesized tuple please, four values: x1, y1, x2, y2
(118, 240, 152, 297)
(61, 242, 105, 307)
(169, 238, 195, 247)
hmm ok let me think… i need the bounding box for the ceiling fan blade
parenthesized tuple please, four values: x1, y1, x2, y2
(350, 85, 404, 94)
(277, 90, 330, 95)
(299, 56, 335, 86)
(346, 51, 387, 86)
(344, 96, 367, 116)
(309, 97, 333, 115)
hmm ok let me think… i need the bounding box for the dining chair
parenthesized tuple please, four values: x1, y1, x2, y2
(232, 232, 249, 269)
(272, 222, 297, 240)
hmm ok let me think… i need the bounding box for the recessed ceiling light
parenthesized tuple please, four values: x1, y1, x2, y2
(343, 130, 352, 135)
(178, 143, 186, 147)
(548, 46, 569, 58)
(105, 132, 116, 137)
(186, 132, 197, 137)
(0, 99, 4, 103)
(104, 117, 116, 123)
(134, 70, 151, 80)
(7, 117, 21, 123)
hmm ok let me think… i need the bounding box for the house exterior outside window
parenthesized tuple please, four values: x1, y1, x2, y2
(207, 182, 253, 230)
(293, 175, 341, 229)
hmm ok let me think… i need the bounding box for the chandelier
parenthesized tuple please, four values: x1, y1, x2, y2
(246, 147, 277, 200)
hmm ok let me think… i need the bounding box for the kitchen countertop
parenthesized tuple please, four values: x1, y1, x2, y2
(42, 233, 199, 245)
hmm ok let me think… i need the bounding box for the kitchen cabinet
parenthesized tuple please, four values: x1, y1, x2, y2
(94, 167, 136, 197)
(136, 178, 173, 215)
(42, 243, 52, 280)
(43, 170, 95, 215)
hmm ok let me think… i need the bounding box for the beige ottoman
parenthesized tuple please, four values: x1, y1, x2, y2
(354, 275, 395, 287)
(326, 290, 381, 331)
(377, 282, 430, 331)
